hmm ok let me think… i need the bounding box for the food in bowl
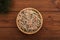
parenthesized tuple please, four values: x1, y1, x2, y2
(16, 8, 43, 34)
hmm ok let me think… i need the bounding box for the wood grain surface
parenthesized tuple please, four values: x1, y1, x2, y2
(0, 0, 60, 40)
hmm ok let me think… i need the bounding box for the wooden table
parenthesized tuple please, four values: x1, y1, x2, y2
(0, 0, 60, 40)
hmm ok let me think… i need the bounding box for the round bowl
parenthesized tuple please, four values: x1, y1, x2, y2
(16, 8, 43, 34)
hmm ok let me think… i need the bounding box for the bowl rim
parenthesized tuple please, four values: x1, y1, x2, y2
(16, 8, 43, 34)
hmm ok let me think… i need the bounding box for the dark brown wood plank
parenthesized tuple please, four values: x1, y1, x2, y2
(0, 28, 60, 40)
(10, 0, 60, 11)
(42, 12, 60, 31)
(0, 12, 18, 28)
(0, 12, 60, 31)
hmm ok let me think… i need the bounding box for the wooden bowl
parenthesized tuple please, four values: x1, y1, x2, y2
(16, 8, 43, 34)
